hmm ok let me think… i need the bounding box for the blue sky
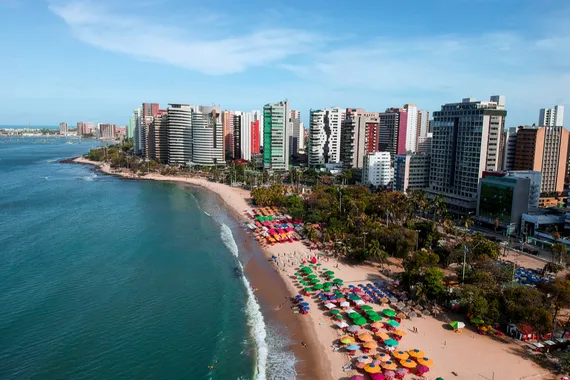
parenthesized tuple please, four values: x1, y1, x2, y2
(0, 0, 569, 127)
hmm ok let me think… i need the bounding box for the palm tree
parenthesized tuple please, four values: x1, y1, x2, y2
(368, 240, 389, 268)
(305, 225, 318, 242)
(432, 194, 447, 222)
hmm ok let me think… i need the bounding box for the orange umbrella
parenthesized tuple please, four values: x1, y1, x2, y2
(370, 322, 384, 329)
(392, 330, 407, 337)
(381, 360, 398, 370)
(417, 357, 434, 367)
(364, 363, 382, 373)
(358, 333, 374, 342)
(400, 359, 417, 368)
(340, 336, 355, 344)
(363, 341, 378, 349)
(393, 350, 409, 360)
(375, 332, 390, 340)
(408, 349, 425, 358)
(375, 352, 391, 362)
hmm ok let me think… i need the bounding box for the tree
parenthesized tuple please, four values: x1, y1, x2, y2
(419, 267, 446, 299)
(285, 195, 304, 220)
(540, 278, 570, 325)
(551, 242, 567, 264)
(368, 240, 389, 268)
(305, 225, 318, 242)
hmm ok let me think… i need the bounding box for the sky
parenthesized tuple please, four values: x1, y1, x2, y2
(0, 0, 569, 127)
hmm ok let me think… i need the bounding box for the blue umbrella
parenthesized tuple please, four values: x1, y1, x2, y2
(346, 344, 360, 350)
(349, 285, 355, 289)
(300, 302, 309, 306)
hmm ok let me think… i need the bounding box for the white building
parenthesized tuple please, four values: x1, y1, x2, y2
(539, 105, 564, 127)
(507, 171, 542, 211)
(502, 127, 517, 171)
(308, 107, 344, 167)
(59, 122, 68, 135)
(167, 104, 193, 165)
(362, 152, 393, 187)
(192, 106, 225, 166)
(239, 111, 255, 161)
(404, 104, 418, 153)
(133, 107, 144, 155)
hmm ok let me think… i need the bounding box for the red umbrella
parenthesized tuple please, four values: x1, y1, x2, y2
(350, 376, 365, 380)
(416, 364, 430, 375)
(370, 374, 385, 380)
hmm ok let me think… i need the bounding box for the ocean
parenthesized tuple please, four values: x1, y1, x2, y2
(0, 137, 296, 379)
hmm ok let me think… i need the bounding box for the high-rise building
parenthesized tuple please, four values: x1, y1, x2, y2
(539, 105, 564, 127)
(417, 133, 433, 155)
(501, 127, 517, 171)
(142, 116, 153, 156)
(133, 107, 144, 155)
(192, 106, 225, 166)
(513, 125, 568, 194)
(308, 107, 344, 167)
(142, 103, 160, 117)
(167, 104, 193, 166)
(252, 110, 263, 147)
(99, 123, 115, 139)
(59, 122, 68, 135)
(147, 110, 168, 162)
(289, 110, 303, 155)
(379, 108, 407, 158)
(238, 112, 256, 161)
(76, 122, 87, 136)
(362, 152, 393, 187)
(251, 120, 260, 155)
(114, 126, 127, 140)
(428, 96, 507, 213)
(223, 111, 235, 157)
(394, 154, 431, 193)
(263, 100, 290, 170)
(417, 110, 430, 151)
(233, 112, 242, 159)
(404, 104, 418, 153)
(340, 109, 379, 169)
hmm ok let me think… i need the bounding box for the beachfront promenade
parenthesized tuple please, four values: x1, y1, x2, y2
(72, 156, 556, 380)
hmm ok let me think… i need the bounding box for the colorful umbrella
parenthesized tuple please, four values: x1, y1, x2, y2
(370, 374, 385, 380)
(384, 370, 396, 379)
(363, 341, 378, 349)
(347, 325, 361, 333)
(369, 315, 383, 322)
(408, 349, 425, 358)
(375, 332, 390, 340)
(307, 274, 317, 279)
(400, 359, 417, 368)
(393, 350, 409, 360)
(350, 376, 365, 380)
(365, 310, 379, 316)
(330, 309, 341, 315)
(349, 295, 362, 301)
(396, 368, 409, 376)
(335, 321, 349, 328)
(346, 344, 360, 351)
(349, 312, 361, 319)
(417, 357, 434, 367)
(324, 270, 335, 275)
(416, 364, 430, 374)
(333, 278, 343, 284)
(304, 287, 313, 292)
(364, 363, 382, 374)
(381, 360, 398, 370)
(450, 321, 465, 329)
(358, 333, 374, 342)
(382, 309, 397, 317)
(334, 315, 344, 320)
(357, 355, 372, 364)
(384, 339, 399, 347)
(370, 322, 384, 329)
(323, 282, 333, 287)
(354, 318, 367, 326)
(361, 305, 374, 310)
(310, 279, 321, 284)
(470, 317, 484, 325)
(340, 301, 350, 308)
(392, 329, 406, 336)
(375, 352, 390, 362)
(340, 336, 355, 344)
(313, 284, 324, 290)
(385, 320, 400, 327)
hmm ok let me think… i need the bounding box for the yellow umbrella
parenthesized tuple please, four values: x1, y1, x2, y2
(364, 363, 382, 373)
(417, 357, 434, 367)
(392, 330, 407, 337)
(396, 312, 407, 319)
(381, 360, 398, 370)
(393, 350, 409, 360)
(363, 341, 378, 349)
(408, 349, 425, 358)
(358, 333, 374, 342)
(375, 353, 391, 362)
(375, 332, 390, 340)
(400, 359, 417, 368)
(340, 336, 355, 344)
(370, 322, 384, 329)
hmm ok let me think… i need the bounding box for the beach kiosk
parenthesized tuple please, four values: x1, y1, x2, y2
(507, 323, 537, 341)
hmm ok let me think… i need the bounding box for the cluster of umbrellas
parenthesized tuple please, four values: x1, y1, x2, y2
(292, 295, 310, 314)
(293, 265, 345, 293)
(345, 349, 436, 379)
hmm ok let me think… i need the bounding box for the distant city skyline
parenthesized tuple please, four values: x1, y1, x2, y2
(0, 1, 568, 126)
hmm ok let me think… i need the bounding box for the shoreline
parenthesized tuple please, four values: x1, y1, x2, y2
(68, 156, 557, 380)
(69, 156, 331, 379)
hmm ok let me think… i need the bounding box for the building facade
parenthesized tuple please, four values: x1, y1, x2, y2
(308, 107, 344, 167)
(59, 122, 68, 135)
(502, 127, 517, 171)
(77, 122, 88, 136)
(223, 110, 235, 157)
(99, 123, 115, 139)
(263, 100, 290, 170)
(142, 103, 159, 118)
(539, 105, 564, 127)
(362, 152, 393, 187)
(192, 106, 225, 166)
(340, 109, 380, 169)
(167, 104, 193, 166)
(404, 104, 418, 153)
(394, 154, 431, 193)
(289, 110, 304, 155)
(428, 96, 507, 213)
(379, 108, 407, 158)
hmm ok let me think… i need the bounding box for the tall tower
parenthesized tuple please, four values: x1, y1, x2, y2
(308, 107, 344, 167)
(263, 100, 290, 170)
(167, 104, 193, 166)
(403, 104, 418, 153)
(539, 105, 564, 127)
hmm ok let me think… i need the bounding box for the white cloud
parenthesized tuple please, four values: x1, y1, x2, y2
(49, 0, 321, 75)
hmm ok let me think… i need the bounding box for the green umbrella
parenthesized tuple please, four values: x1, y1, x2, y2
(330, 309, 341, 315)
(324, 270, 335, 275)
(365, 310, 379, 316)
(382, 309, 397, 317)
(386, 320, 400, 327)
(310, 279, 321, 284)
(354, 318, 367, 326)
(304, 287, 313, 292)
(323, 287, 331, 292)
(470, 317, 485, 325)
(313, 284, 324, 290)
(294, 272, 302, 276)
(307, 274, 317, 279)
(333, 314, 344, 320)
(317, 263, 322, 266)
(323, 282, 333, 287)
(333, 278, 343, 284)
(309, 264, 315, 267)
(384, 338, 399, 347)
(361, 305, 374, 310)
(327, 275, 336, 280)
(436, 378, 444, 380)
(369, 314, 383, 322)
(299, 280, 308, 286)
(349, 295, 362, 301)
(450, 321, 465, 329)
(348, 312, 361, 319)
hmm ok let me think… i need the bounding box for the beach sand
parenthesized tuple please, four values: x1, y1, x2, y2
(72, 157, 557, 380)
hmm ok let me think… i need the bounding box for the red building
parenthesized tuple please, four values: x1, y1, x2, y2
(142, 103, 160, 117)
(251, 120, 260, 154)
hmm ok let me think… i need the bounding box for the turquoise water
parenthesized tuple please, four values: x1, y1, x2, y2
(0, 138, 283, 379)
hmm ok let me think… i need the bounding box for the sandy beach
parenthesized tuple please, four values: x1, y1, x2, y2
(72, 157, 557, 380)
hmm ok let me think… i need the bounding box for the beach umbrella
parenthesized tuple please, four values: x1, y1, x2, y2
(334, 315, 344, 320)
(383, 339, 399, 347)
(375, 352, 390, 362)
(400, 359, 417, 368)
(370, 322, 384, 329)
(417, 357, 434, 367)
(416, 364, 430, 374)
(393, 350, 409, 360)
(408, 349, 425, 358)
(307, 274, 317, 279)
(349, 295, 362, 301)
(384, 370, 396, 379)
(323, 282, 333, 287)
(345, 308, 356, 314)
(335, 321, 349, 329)
(361, 305, 374, 311)
(435, 378, 444, 380)
(370, 374, 385, 380)
(357, 355, 373, 364)
(324, 302, 335, 309)
(385, 320, 400, 327)
(346, 344, 360, 351)
(350, 376, 365, 380)
(310, 278, 321, 284)
(347, 325, 361, 333)
(450, 321, 465, 329)
(396, 368, 409, 377)
(375, 332, 390, 340)
(348, 312, 361, 319)
(354, 318, 367, 326)
(324, 270, 335, 275)
(330, 309, 340, 315)
(382, 309, 397, 317)
(333, 278, 343, 284)
(364, 363, 382, 374)
(313, 284, 324, 290)
(304, 287, 313, 292)
(300, 302, 309, 306)
(323, 287, 331, 292)
(365, 310, 379, 316)
(381, 360, 398, 370)
(470, 317, 485, 325)
(299, 280, 308, 286)
(363, 341, 378, 349)
(354, 299, 365, 306)
(340, 301, 350, 308)
(369, 315, 383, 322)
(392, 329, 406, 336)
(340, 336, 356, 344)
(358, 333, 374, 342)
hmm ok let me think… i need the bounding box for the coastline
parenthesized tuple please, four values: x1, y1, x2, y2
(69, 156, 557, 380)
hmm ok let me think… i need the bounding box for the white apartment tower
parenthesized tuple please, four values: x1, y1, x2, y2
(363, 152, 393, 187)
(167, 104, 193, 165)
(192, 106, 225, 166)
(404, 104, 418, 153)
(539, 105, 564, 127)
(308, 107, 344, 167)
